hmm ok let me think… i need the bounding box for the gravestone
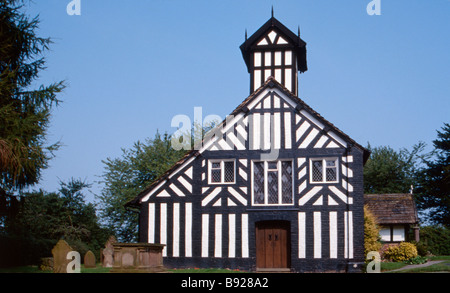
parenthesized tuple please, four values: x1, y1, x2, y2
(111, 243, 166, 273)
(51, 240, 73, 273)
(84, 250, 96, 268)
(102, 235, 117, 268)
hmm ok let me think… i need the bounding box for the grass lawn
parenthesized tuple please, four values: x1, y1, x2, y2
(0, 264, 111, 273)
(382, 256, 450, 273)
(0, 265, 241, 273)
(2, 256, 449, 273)
(381, 261, 408, 272)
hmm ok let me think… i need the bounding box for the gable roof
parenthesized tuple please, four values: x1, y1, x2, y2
(126, 77, 370, 208)
(240, 16, 307, 73)
(364, 194, 419, 224)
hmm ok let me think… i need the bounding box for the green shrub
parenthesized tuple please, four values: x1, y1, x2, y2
(404, 255, 427, 265)
(412, 241, 429, 256)
(384, 242, 418, 262)
(364, 205, 381, 258)
(419, 226, 450, 255)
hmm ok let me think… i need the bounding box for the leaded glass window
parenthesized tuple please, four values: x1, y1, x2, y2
(224, 161, 235, 182)
(325, 160, 337, 182)
(267, 162, 278, 204)
(211, 162, 222, 183)
(310, 158, 338, 183)
(209, 160, 235, 184)
(281, 161, 293, 204)
(252, 160, 293, 205)
(312, 160, 323, 182)
(253, 162, 265, 204)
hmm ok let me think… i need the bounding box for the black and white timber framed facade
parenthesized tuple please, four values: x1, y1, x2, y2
(127, 15, 370, 273)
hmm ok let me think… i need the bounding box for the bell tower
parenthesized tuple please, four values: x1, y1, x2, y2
(240, 12, 307, 96)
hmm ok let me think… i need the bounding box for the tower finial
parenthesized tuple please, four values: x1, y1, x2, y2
(271, 6, 274, 18)
(298, 25, 301, 38)
(245, 29, 247, 41)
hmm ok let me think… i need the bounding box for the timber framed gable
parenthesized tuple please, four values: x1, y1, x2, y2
(128, 15, 369, 272)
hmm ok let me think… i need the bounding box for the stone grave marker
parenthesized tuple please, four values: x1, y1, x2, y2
(84, 250, 96, 268)
(102, 235, 117, 268)
(51, 240, 73, 273)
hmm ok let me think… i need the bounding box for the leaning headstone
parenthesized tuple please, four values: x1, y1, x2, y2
(102, 236, 117, 268)
(51, 240, 73, 273)
(84, 250, 96, 268)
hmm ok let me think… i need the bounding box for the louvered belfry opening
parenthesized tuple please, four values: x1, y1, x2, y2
(240, 15, 307, 96)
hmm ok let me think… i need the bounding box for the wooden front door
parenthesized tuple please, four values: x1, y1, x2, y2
(256, 221, 290, 269)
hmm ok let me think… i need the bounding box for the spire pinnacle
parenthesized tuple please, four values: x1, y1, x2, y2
(245, 29, 247, 41)
(271, 6, 274, 18)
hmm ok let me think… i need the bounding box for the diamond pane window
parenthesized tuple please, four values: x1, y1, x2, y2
(310, 158, 338, 183)
(326, 160, 337, 181)
(224, 161, 235, 183)
(211, 169, 221, 183)
(252, 160, 293, 205)
(312, 160, 323, 182)
(325, 159, 338, 182)
(281, 161, 293, 204)
(267, 170, 278, 204)
(209, 160, 235, 184)
(253, 162, 265, 204)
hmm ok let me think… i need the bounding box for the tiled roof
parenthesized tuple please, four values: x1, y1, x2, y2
(364, 193, 419, 224)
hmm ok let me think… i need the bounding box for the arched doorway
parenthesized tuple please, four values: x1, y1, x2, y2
(255, 221, 291, 271)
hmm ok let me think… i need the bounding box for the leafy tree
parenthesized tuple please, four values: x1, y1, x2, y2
(0, 0, 65, 195)
(1, 178, 111, 266)
(418, 225, 450, 255)
(97, 132, 187, 242)
(363, 143, 426, 194)
(415, 123, 450, 226)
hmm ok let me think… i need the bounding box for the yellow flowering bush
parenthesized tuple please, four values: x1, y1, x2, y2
(364, 206, 381, 257)
(384, 242, 418, 262)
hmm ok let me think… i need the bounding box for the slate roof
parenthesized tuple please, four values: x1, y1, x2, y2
(126, 77, 370, 208)
(364, 194, 419, 224)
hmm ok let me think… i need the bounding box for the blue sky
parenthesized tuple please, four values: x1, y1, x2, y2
(23, 0, 449, 202)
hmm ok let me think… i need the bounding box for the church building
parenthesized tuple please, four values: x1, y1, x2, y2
(127, 14, 370, 273)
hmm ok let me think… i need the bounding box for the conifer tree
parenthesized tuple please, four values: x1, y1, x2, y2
(0, 0, 65, 195)
(415, 123, 450, 226)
